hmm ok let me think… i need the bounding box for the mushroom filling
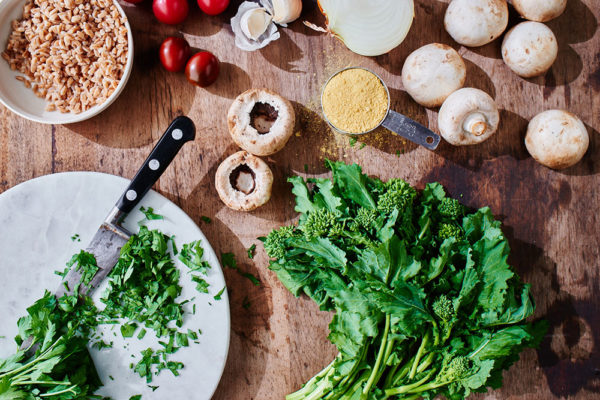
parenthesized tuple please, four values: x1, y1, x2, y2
(230, 164, 256, 195)
(250, 102, 279, 134)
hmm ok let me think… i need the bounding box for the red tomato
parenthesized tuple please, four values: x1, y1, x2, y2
(152, 0, 189, 25)
(159, 37, 191, 72)
(197, 0, 229, 15)
(185, 51, 220, 87)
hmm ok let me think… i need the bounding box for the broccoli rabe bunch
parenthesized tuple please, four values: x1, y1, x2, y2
(263, 160, 546, 400)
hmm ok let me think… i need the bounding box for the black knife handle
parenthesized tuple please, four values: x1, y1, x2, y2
(115, 116, 196, 214)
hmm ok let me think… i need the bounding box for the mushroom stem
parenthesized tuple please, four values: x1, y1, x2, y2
(463, 112, 488, 136)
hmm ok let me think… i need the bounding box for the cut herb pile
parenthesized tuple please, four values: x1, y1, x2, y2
(0, 292, 101, 399)
(263, 161, 546, 400)
(0, 212, 215, 399)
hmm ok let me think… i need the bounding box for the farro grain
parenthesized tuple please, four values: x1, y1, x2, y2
(2, 0, 128, 113)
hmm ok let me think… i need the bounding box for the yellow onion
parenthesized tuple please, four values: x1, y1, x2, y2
(314, 0, 414, 56)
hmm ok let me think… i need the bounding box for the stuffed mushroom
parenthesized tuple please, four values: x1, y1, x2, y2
(227, 88, 295, 156)
(215, 151, 273, 211)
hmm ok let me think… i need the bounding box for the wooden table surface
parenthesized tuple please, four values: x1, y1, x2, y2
(1, 0, 599, 399)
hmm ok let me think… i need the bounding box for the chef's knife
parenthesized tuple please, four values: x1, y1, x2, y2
(55, 115, 196, 298)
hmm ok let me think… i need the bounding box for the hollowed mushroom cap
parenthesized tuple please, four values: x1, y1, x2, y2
(444, 0, 509, 47)
(525, 109, 589, 170)
(227, 88, 295, 156)
(501, 22, 558, 78)
(402, 43, 466, 108)
(512, 0, 567, 22)
(215, 151, 273, 212)
(438, 88, 500, 146)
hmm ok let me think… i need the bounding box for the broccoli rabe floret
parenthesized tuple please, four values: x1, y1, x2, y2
(436, 356, 473, 384)
(354, 208, 377, 230)
(437, 223, 464, 242)
(263, 226, 296, 259)
(301, 209, 341, 240)
(432, 294, 455, 322)
(377, 179, 417, 214)
(438, 198, 465, 220)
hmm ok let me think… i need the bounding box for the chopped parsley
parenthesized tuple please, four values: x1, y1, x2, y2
(67, 250, 99, 286)
(200, 216, 212, 224)
(139, 206, 164, 221)
(213, 287, 226, 301)
(247, 244, 256, 259)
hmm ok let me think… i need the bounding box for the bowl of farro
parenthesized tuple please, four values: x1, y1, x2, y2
(0, 0, 133, 124)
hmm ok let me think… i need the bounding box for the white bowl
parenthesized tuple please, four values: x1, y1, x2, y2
(0, 0, 134, 124)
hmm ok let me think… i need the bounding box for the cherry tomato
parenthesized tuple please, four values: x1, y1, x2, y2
(159, 37, 191, 72)
(152, 0, 189, 25)
(185, 51, 220, 87)
(197, 0, 229, 15)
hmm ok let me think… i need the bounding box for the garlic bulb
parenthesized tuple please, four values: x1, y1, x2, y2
(231, 1, 280, 51)
(272, 0, 302, 24)
(315, 0, 414, 56)
(240, 7, 273, 40)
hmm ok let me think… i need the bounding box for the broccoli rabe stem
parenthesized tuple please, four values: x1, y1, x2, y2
(384, 368, 436, 397)
(286, 359, 337, 400)
(363, 314, 391, 395)
(409, 332, 430, 380)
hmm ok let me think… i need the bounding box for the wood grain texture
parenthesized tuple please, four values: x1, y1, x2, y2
(1, 0, 599, 398)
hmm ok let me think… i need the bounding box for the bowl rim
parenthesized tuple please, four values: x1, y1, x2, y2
(0, 0, 135, 125)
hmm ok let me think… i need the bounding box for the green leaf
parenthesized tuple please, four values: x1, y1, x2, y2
(121, 323, 138, 338)
(289, 176, 318, 215)
(289, 237, 347, 269)
(313, 179, 343, 212)
(214, 287, 226, 301)
(326, 161, 376, 209)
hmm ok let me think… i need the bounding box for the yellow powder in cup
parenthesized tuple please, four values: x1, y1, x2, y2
(322, 68, 389, 134)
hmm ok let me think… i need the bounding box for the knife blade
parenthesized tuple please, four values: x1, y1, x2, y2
(55, 208, 131, 298)
(19, 116, 195, 354)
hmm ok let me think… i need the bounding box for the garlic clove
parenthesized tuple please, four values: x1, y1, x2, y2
(271, 0, 302, 25)
(231, 1, 280, 51)
(240, 7, 273, 41)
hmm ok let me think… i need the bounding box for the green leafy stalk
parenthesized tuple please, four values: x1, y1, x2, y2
(265, 161, 546, 400)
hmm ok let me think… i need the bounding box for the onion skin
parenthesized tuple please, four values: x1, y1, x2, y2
(316, 0, 415, 57)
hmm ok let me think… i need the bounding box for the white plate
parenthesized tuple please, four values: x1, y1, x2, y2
(0, 0, 134, 124)
(0, 172, 230, 399)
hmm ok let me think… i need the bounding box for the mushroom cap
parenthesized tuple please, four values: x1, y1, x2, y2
(215, 151, 274, 212)
(438, 88, 500, 146)
(444, 0, 509, 47)
(227, 88, 295, 156)
(511, 0, 567, 22)
(525, 109, 589, 169)
(401, 43, 466, 108)
(502, 21, 558, 78)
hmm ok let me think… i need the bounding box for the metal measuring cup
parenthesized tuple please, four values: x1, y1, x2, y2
(321, 67, 441, 150)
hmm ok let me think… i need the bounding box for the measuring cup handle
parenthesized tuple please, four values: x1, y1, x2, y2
(381, 110, 441, 150)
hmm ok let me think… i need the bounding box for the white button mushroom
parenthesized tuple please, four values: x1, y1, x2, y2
(525, 109, 589, 170)
(444, 0, 509, 47)
(401, 43, 466, 108)
(227, 88, 295, 156)
(215, 151, 274, 211)
(438, 88, 500, 146)
(502, 21, 558, 78)
(511, 0, 568, 22)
